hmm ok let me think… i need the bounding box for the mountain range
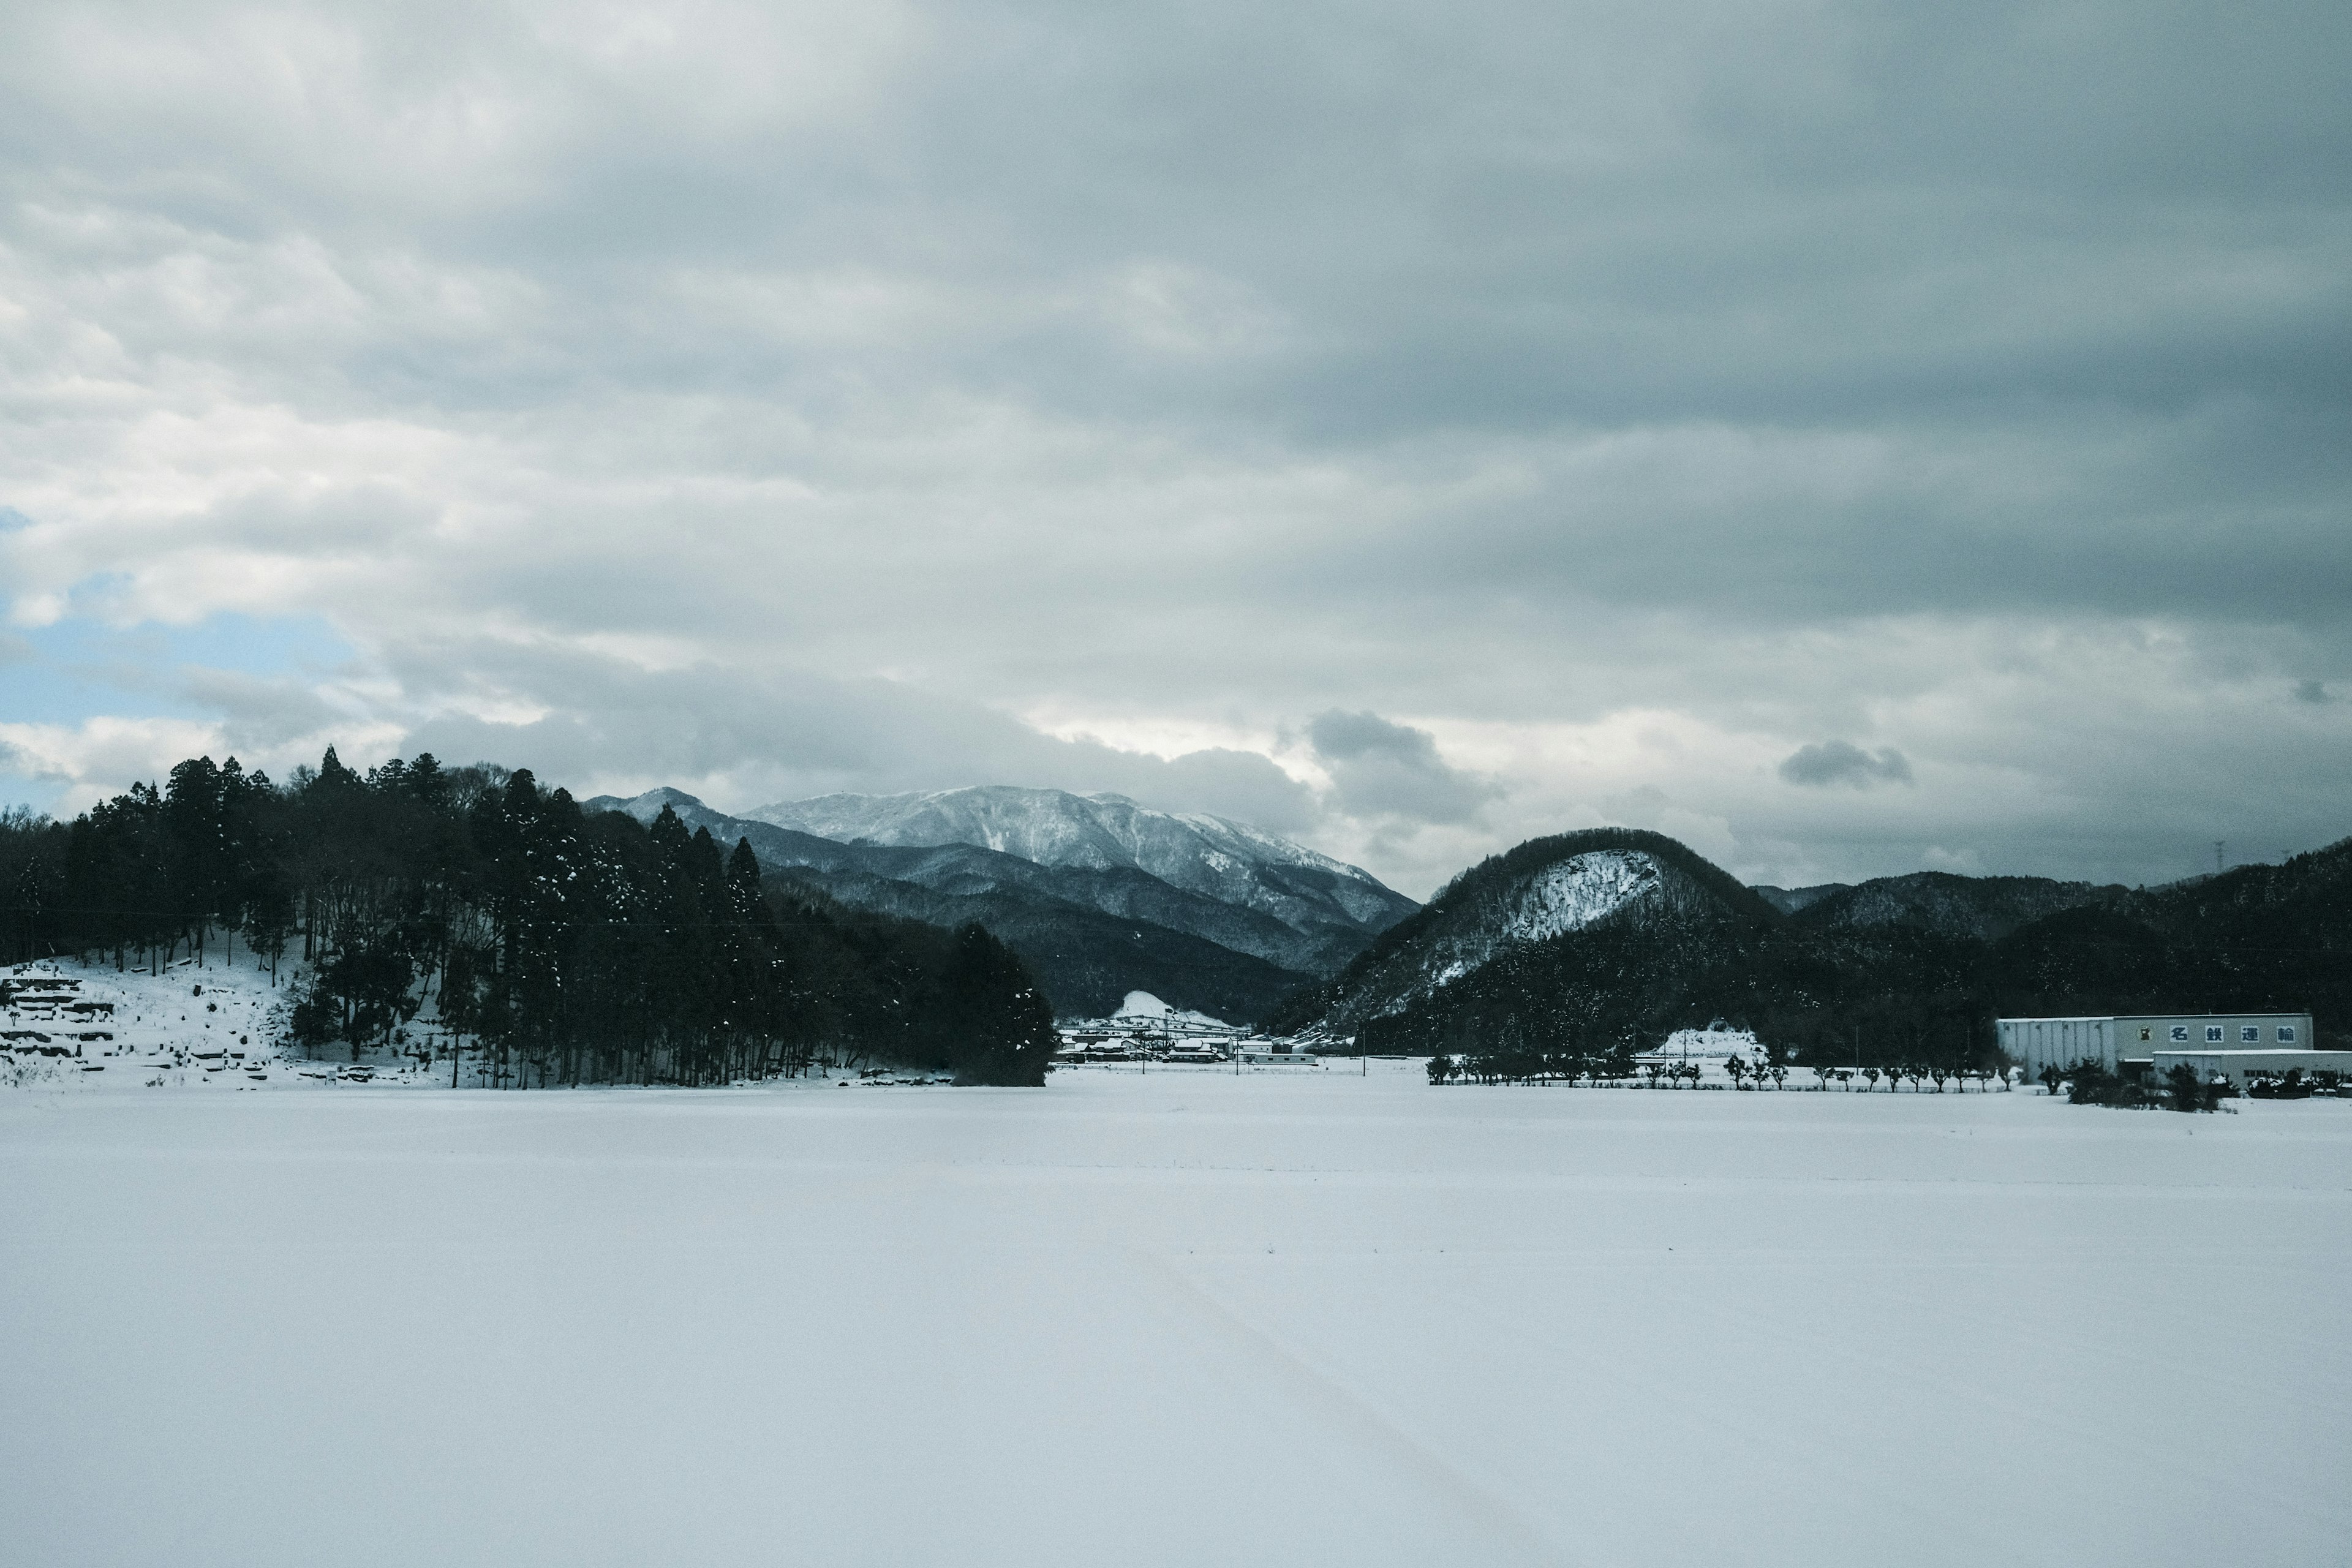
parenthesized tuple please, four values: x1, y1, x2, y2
(581, 785, 1419, 1022)
(1276, 827, 2351, 1061)
(581, 781, 2350, 1055)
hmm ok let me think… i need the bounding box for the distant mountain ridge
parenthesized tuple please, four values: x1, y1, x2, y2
(582, 786, 1417, 1022)
(1281, 823, 2352, 1063)
(1785, 872, 2122, 941)
(747, 786, 1414, 952)
(1752, 883, 1847, 915)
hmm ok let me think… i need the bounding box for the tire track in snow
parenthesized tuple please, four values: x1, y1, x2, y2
(1128, 1247, 1574, 1568)
(1388, 1257, 2011, 1567)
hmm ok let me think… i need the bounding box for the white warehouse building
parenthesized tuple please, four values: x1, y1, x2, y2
(1996, 1011, 2347, 1086)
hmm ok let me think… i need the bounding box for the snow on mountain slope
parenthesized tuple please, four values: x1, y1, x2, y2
(578, 790, 1336, 1017)
(1509, 851, 1661, 942)
(587, 790, 1338, 960)
(1305, 830, 1775, 1033)
(1403, 850, 1669, 995)
(745, 786, 1418, 939)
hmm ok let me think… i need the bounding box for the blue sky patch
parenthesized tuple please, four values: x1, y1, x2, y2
(0, 611, 353, 726)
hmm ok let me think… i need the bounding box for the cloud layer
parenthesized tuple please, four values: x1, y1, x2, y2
(2, 1, 2348, 895)
(1779, 742, 1914, 791)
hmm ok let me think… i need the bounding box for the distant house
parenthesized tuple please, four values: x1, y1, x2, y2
(1642, 1019, 1764, 1065)
(1238, 1040, 1317, 1065)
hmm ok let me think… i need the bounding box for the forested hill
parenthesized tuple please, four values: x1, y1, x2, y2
(1277, 826, 2352, 1069)
(1273, 827, 1776, 1036)
(0, 750, 1056, 1086)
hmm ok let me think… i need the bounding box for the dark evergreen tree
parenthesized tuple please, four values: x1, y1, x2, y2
(1, 748, 1062, 1087)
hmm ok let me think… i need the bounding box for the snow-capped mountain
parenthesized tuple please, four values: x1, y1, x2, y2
(581, 786, 1418, 1022)
(1294, 829, 1775, 1033)
(747, 786, 1416, 940)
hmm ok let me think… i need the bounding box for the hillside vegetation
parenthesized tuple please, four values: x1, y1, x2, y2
(0, 752, 1057, 1086)
(587, 790, 1322, 1020)
(1281, 828, 2352, 1072)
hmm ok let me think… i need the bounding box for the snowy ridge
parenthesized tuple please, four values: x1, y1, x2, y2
(742, 785, 1420, 940)
(580, 787, 1400, 1013)
(750, 786, 1377, 883)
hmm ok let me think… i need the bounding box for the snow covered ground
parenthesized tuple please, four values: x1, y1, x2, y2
(1, 957, 437, 1090)
(4, 1063, 2348, 1567)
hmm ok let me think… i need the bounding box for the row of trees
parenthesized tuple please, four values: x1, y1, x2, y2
(2045, 1059, 2231, 1112)
(1355, 913, 2003, 1078)
(1425, 1049, 2014, 1090)
(0, 750, 1056, 1086)
(1427, 1042, 1640, 1085)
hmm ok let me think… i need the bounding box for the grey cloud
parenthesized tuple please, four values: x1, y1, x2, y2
(1307, 710, 1436, 766)
(1307, 709, 1499, 826)
(2296, 679, 2333, 705)
(390, 643, 1319, 835)
(179, 668, 349, 750)
(2, 0, 2348, 894)
(1779, 741, 1915, 790)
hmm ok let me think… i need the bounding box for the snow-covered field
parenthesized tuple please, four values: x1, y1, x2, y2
(4, 1063, 2348, 1567)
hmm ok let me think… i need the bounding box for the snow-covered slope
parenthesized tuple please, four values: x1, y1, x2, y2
(1, 957, 432, 1090)
(746, 786, 1416, 935)
(1507, 850, 1662, 941)
(1110, 990, 1231, 1028)
(1303, 829, 1777, 1033)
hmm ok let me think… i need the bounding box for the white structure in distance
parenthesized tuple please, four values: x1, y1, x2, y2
(1996, 1011, 2340, 1086)
(1643, 1020, 1765, 1065)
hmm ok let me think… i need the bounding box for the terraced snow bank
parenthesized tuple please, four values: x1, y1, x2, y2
(4, 1070, 2348, 1567)
(1, 957, 435, 1090)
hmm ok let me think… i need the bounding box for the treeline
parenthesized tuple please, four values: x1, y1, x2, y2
(1338, 838, 2352, 1071)
(0, 750, 1055, 1086)
(1424, 1047, 2013, 1090)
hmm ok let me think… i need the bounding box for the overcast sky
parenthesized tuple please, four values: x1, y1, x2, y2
(2, 0, 2347, 897)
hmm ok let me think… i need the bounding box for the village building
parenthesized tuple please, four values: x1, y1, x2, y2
(1996, 1011, 2347, 1086)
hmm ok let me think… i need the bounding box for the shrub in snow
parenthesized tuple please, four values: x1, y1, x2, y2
(2163, 1063, 2227, 1113)
(2057, 1059, 2158, 1109)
